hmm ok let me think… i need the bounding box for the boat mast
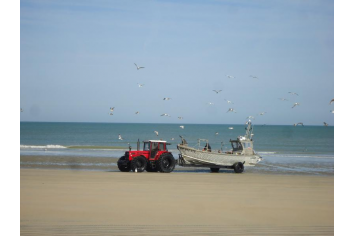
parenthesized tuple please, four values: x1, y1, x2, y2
(245, 120, 253, 140)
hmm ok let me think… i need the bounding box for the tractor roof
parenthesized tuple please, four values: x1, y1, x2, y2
(144, 140, 167, 143)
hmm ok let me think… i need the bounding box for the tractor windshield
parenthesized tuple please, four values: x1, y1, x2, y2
(143, 142, 150, 151)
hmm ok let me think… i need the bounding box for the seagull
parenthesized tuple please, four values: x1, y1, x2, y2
(134, 63, 144, 70)
(171, 138, 175, 141)
(179, 126, 184, 129)
(207, 102, 214, 105)
(288, 92, 299, 96)
(135, 111, 139, 114)
(137, 83, 144, 87)
(118, 134, 123, 140)
(163, 98, 172, 101)
(178, 117, 183, 120)
(259, 112, 267, 115)
(293, 122, 304, 126)
(323, 122, 329, 126)
(110, 107, 115, 112)
(249, 75, 258, 79)
(226, 108, 236, 113)
(278, 98, 288, 101)
(109, 113, 114, 116)
(154, 131, 159, 136)
(161, 113, 170, 117)
(226, 75, 235, 79)
(228, 127, 234, 130)
(246, 116, 255, 120)
(224, 99, 234, 104)
(215, 132, 219, 135)
(292, 103, 300, 108)
(213, 90, 222, 94)
(330, 99, 334, 105)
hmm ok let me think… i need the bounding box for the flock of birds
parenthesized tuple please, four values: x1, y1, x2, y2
(20, 62, 334, 142)
(109, 63, 334, 142)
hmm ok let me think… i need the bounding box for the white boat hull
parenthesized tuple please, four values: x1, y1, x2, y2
(177, 144, 262, 167)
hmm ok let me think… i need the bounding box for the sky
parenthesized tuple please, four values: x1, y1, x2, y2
(20, 0, 334, 125)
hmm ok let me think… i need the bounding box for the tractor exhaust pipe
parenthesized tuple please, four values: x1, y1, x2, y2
(137, 139, 140, 151)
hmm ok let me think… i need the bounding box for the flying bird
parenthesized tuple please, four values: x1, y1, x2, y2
(292, 103, 300, 108)
(330, 110, 334, 113)
(110, 107, 115, 112)
(288, 92, 299, 96)
(171, 138, 175, 141)
(213, 90, 222, 94)
(179, 126, 184, 129)
(109, 113, 113, 116)
(249, 75, 258, 79)
(293, 122, 304, 126)
(154, 131, 159, 136)
(134, 63, 144, 70)
(259, 112, 267, 115)
(246, 116, 255, 120)
(226, 108, 236, 113)
(161, 113, 170, 117)
(137, 83, 144, 87)
(228, 127, 234, 130)
(226, 75, 235, 79)
(278, 98, 288, 101)
(118, 134, 123, 140)
(178, 117, 183, 119)
(135, 111, 139, 114)
(20, 108, 23, 112)
(224, 99, 234, 104)
(323, 122, 329, 126)
(330, 99, 334, 105)
(207, 102, 214, 105)
(215, 132, 219, 135)
(163, 98, 172, 101)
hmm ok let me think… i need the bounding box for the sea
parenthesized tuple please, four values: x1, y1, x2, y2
(20, 122, 334, 175)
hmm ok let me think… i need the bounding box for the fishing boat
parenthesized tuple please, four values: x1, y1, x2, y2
(177, 120, 262, 173)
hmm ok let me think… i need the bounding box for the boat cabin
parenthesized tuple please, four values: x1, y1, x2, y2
(230, 138, 254, 155)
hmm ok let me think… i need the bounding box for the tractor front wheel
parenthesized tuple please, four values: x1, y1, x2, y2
(146, 162, 158, 172)
(118, 156, 131, 172)
(157, 153, 176, 173)
(131, 156, 147, 172)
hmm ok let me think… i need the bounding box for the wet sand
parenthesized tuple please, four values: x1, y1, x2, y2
(20, 168, 334, 235)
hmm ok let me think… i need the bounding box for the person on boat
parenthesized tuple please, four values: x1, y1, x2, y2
(203, 143, 211, 152)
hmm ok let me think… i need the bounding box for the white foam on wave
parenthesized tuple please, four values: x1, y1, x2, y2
(256, 151, 277, 154)
(20, 145, 67, 149)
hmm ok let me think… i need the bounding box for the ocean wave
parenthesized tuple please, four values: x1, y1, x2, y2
(256, 151, 277, 154)
(20, 145, 67, 149)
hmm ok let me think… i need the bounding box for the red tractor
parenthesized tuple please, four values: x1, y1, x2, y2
(117, 140, 176, 173)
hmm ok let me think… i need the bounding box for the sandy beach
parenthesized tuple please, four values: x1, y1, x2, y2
(21, 168, 334, 235)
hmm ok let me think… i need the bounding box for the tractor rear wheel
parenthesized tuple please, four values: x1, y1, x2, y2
(131, 156, 147, 172)
(157, 153, 176, 173)
(210, 167, 220, 173)
(233, 162, 244, 173)
(118, 156, 131, 172)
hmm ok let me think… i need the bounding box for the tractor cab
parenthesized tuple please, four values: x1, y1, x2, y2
(143, 140, 170, 160)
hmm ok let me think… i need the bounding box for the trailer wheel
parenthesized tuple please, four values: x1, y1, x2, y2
(210, 168, 220, 173)
(118, 156, 131, 172)
(131, 156, 147, 172)
(233, 162, 244, 173)
(157, 153, 175, 173)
